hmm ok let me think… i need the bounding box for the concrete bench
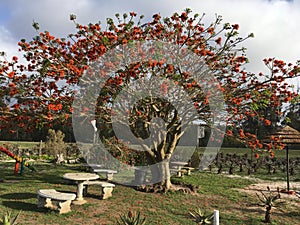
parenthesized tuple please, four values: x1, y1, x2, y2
(37, 189, 76, 214)
(170, 168, 185, 177)
(176, 169, 187, 177)
(170, 167, 195, 177)
(181, 166, 195, 175)
(92, 169, 118, 181)
(82, 180, 115, 199)
(81, 163, 103, 172)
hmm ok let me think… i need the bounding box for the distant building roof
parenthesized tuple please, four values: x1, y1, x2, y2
(263, 125, 300, 145)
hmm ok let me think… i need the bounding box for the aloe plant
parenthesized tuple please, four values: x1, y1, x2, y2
(0, 211, 21, 225)
(189, 208, 214, 224)
(256, 187, 282, 223)
(116, 210, 146, 225)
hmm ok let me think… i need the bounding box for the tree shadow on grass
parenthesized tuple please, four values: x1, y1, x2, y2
(231, 205, 263, 214)
(0, 187, 6, 192)
(220, 214, 263, 225)
(284, 210, 300, 219)
(1, 162, 83, 183)
(30, 164, 86, 184)
(0, 192, 36, 200)
(2, 201, 39, 212)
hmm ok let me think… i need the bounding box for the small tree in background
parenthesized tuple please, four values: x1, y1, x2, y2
(256, 187, 282, 223)
(44, 129, 67, 162)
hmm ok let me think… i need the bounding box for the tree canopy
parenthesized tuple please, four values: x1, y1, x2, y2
(1, 9, 299, 189)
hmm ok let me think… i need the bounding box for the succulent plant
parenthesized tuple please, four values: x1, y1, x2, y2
(116, 210, 146, 225)
(0, 211, 21, 225)
(189, 208, 214, 224)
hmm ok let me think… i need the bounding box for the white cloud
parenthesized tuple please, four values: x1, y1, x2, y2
(1, 0, 299, 75)
(0, 26, 20, 60)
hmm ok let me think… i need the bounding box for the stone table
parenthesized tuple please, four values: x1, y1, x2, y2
(63, 172, 99, 205)
(170, 161, 188, 170)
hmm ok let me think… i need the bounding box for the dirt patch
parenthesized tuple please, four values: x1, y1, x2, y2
(229, 175, 300, 208)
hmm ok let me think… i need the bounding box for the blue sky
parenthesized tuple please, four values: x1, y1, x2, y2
(0, 0, 299, 75)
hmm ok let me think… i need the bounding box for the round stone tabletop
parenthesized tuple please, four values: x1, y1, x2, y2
(63, 172, 99, 181)
(170, 161, 188, 166)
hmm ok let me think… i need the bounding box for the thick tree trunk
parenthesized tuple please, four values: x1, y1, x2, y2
(143, 153, 172, 192)
(161, 160, 171, 190)
(143, 140, 174, 192)
(149, 161, 171, 190)
(150, 163, 161, 184)
(264, 206, 271, 223)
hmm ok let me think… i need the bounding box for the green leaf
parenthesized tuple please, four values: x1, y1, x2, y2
(101, 37, 109, 44)
(70, 14, 76, 21)
(32, 21, 39, 30)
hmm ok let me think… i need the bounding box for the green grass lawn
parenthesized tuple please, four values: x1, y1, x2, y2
(0, 141, 42, 149)
(0, 161, 299, 225)
(1, 141, 299, 158)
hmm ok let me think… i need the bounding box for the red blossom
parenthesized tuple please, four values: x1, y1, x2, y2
(130, 12, 137, 17)
(207, 27, 214, 34)
(239, 129, 245, 138)
(226, 130, 233, 136)
(7, 71, 15, 78)
(160, 82, 168, 95)
(232, 24, 239, 30)
(215, 37, 222, 45)
(264, 119, 271, 126)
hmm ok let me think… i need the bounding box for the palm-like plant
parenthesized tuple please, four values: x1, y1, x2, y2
(189, 208, 214, 224)
(116, 210, 146, 225)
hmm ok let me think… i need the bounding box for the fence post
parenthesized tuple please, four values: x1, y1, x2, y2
(39, 140, 43, 157)
(214, 210, 219, 225)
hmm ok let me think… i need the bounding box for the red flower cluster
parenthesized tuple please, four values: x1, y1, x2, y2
(47, 103, 63, 111)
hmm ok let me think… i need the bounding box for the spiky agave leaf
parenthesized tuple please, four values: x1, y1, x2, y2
(10, 211, 21, 225)
(189, 209, 214, 224)
(116, 211, 146, 225)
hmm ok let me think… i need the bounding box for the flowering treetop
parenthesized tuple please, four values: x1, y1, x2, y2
(0, 8, 299, 159)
